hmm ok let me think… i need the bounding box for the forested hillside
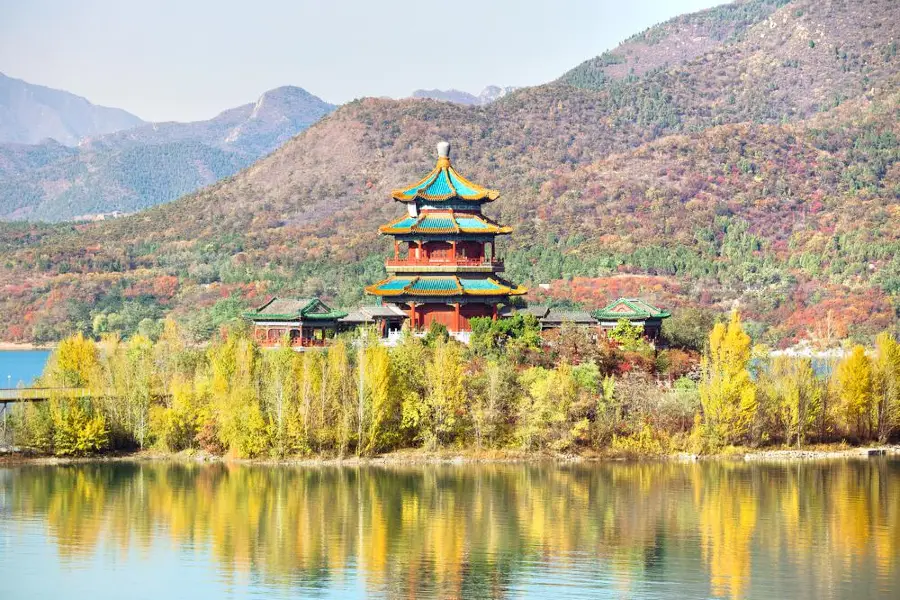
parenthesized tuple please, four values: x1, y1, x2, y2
(0, 0, 896, 345)
(0, 86, 335, 221)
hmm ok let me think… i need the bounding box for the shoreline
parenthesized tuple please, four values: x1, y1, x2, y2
(0, 342, 54, 351)
(2, 445, 898, 467)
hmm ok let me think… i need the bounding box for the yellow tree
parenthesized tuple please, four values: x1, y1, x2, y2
(208, 330, 266, 457)
(872, 332, 899, 442)
(833, 345, 874, 440)
(762, 356, 822, 447)
(39, 333, 109, 455)
(363, 343, 395, 454)
(45, 332, 100, 389)
(516, 363, 576, 450)
(322, 339, 353, 454)
(261, 344, 301, 457)
(424, 339, 467, 448)
(699, 311, 757, 447)
(394, 330, 428, 444)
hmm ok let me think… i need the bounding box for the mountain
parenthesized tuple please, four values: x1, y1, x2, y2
(0, 72, 144, 145)
(560, 0, 790, 88)
(0, 0, 896, 345)
(411, 85, 518, 106)
(0, 86, 336, 221)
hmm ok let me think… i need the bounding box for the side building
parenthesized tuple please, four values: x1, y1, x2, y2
(244, 297, 347, 347)
(366, 141, 526, 332)
(592, 298, 671, 339)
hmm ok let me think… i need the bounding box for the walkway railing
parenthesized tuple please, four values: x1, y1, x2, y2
(0, 388, 169, 403)
(0, 387, 91, 403)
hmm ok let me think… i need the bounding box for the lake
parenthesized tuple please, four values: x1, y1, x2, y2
(0, 350, 51, 387)
(0, 460, 898, 599)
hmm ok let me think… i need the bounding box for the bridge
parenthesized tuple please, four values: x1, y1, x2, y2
(0, 387, 91, 403)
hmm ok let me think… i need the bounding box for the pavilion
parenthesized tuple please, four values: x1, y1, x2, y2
(244, 297, 347, 348)
(365, 141, 526, 332)
(592, 298, 671, 339)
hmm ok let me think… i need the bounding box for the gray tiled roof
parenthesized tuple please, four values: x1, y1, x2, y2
(257, 298, 316, 315)
(541, 309, 597, 324)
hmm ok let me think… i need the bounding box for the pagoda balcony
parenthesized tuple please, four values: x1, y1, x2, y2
(386, 257, 505, 273)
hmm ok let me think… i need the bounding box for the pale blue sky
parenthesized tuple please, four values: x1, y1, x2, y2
(0, 0, 723, 122)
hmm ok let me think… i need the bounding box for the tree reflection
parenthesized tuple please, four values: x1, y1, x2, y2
(3, 460, 899, 598)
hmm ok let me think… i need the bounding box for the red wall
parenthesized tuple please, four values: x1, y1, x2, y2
(457, 241, 484, 260)
(416, 302, 493, 331)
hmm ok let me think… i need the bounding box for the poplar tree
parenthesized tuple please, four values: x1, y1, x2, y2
(424, 339, 466, 448)
(699, 311, 757, 446)
(873, 332, 900, 442)
(833, 345, 874, 440)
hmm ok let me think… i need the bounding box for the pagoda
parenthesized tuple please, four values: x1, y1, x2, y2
(366, 141, 525, 332)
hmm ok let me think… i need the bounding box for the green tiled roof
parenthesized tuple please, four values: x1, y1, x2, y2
(377, 278, 414, 291)
(244, 297, 348, 322)
(417, 215, 456, 232)
(454, 217, 490, 230)
(380, 212, 511, 235)
(459, 278, 504, 292)
(366, 276, 526, 297)
(408, 278, 462, 293)
(592, 298, 671, 320)
(391, 145, 499, 203)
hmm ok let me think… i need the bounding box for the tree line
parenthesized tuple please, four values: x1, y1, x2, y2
(7, 313, 900, 457)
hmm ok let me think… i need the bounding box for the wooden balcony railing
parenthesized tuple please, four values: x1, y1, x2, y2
(385, 257, 504, 268)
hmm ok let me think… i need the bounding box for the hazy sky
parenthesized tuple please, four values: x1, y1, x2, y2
(1, 0, 723, 122)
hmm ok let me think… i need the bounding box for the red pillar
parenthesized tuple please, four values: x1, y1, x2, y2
(451, 240, 457, 262)
(454, 302, 461, 332)
(409, 303, 417, 330)
(492, 304, 498, 321)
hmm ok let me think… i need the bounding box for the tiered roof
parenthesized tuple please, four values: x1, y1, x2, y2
(244, 297, 348, 322)
(380, 212, 512, 235)
(366, 275, 526, 297)
(592, 298, 671, 321)
(391, 141, 499, 203)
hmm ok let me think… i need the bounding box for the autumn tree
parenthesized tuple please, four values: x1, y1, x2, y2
(872, 332, 900, 442)
(470, 358, 518, 448)
(833, 345, 874, 440)
(422, 339, 467, 448)
(363, 341, 396, 454)
(760, 356, 822, 447)
(698, 311, 757, 447)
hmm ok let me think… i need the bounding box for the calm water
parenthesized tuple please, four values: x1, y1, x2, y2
(0, 350, 50, 387)
(0, 460, 898, 599)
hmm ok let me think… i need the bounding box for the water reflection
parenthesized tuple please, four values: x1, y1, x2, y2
(1, 460, 899, 599)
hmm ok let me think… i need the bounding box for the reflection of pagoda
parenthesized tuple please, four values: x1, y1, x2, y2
(366, 141, 526, 332)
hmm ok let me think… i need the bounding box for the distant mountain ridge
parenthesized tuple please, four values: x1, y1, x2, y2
(410, 85, 518, 106)
(0, 72, 144, 145)
(0, 86, 336, 221)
